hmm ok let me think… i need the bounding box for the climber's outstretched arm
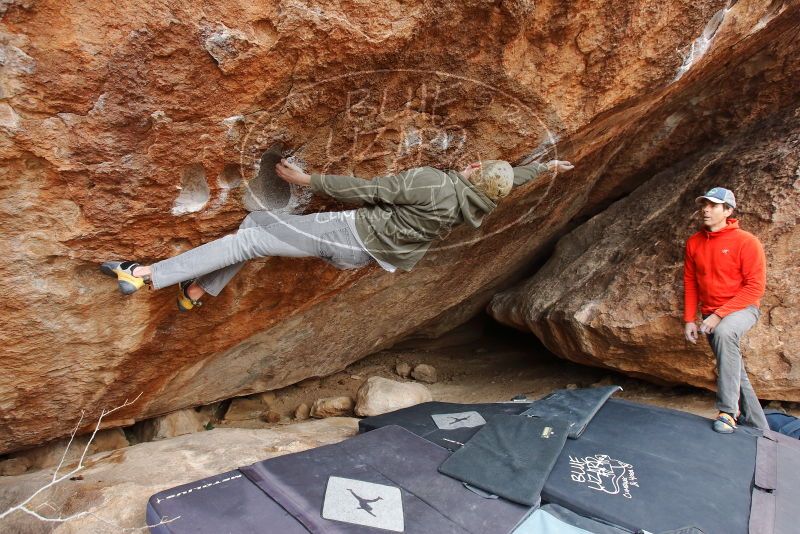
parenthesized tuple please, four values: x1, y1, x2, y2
(513, 159, 574, 187)
(276, 158, 438, 206)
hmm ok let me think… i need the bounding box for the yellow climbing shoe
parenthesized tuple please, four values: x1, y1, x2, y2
(100, 261, 148, 295)
(177, 280, 202, 312)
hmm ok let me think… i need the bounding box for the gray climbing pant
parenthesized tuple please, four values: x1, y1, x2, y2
(150, 210, 373, 296)
(705, 305, 768, 430)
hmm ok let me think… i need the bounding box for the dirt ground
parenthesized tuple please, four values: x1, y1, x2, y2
(217, 318, 799, 430)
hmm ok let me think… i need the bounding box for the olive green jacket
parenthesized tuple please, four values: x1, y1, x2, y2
(309, 162, 548, 271)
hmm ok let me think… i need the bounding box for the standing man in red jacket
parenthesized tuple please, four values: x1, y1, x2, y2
(683, 187, 768, 433)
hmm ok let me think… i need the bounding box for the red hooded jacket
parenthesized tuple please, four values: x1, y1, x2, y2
(683, 219, 766, 322)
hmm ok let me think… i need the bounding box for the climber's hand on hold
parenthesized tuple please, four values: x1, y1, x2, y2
(276, 158, 311, 186)
(546, 160, 574, 173)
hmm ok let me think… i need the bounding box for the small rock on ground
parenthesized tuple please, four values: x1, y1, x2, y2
(411, 364, 437, 383)
(5, 428, 129, 472)
(0, 457, 30, 476)
(262, 411, 282, 423)
(395, 362, 412, 378)
(355, 376, 432, 417)
(135, 409, 207, 442)
(294, 403, 311, 420)
(310, 396, 355, 418)
(224, 397, 269, 422)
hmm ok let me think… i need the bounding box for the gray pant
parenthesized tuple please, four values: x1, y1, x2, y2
(150, 210, 373, 296)
(705, 305, 768, 429)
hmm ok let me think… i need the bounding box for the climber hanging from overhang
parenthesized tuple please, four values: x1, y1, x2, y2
(100, 157, 573, 311)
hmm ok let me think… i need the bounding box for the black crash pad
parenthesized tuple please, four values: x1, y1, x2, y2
(146, 469, 307, 534)
(521, 386, 621, 438)
(439, 415, 570, 506)
(358, 401, 531, 451)
(542, 399, 760, 534)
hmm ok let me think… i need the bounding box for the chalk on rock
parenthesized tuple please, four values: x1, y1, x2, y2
(222, 115, 245, 140)
(202, 23, 254, 73)
(172, 163, 209, 216)
(149, 110, 172, 124)
(411, 364, 437, 383)
(310, 396, 355, 418)
(244, 144, 291, 211)
(355, 376, 432, 417)
(0, 103, 21, 132)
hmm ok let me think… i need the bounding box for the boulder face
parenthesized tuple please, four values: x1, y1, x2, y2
(1, 0, 797, 453)
(488, 103, 800, 400)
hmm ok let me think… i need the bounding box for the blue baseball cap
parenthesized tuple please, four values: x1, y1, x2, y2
(696, 187, 736, 209)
